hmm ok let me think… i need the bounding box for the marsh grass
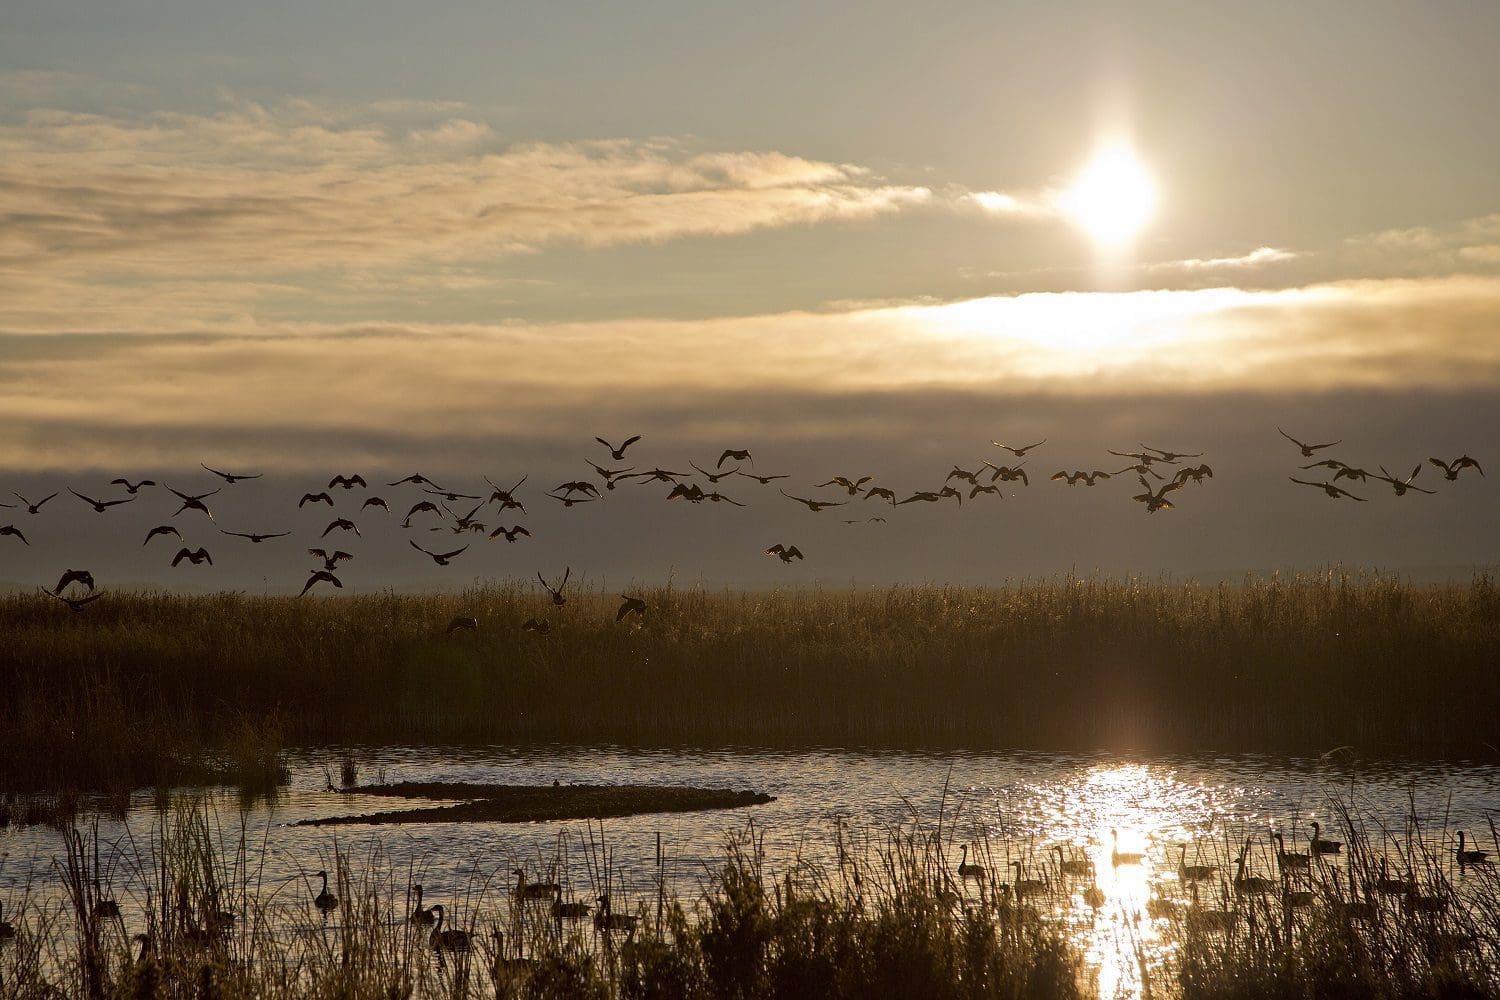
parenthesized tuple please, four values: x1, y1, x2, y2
(2, 571, 1497, 790)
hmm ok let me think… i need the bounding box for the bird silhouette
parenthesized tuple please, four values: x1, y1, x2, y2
(936, 485, 964, 505)
(587, 462, 634, 489)
(552, 481, 600, 498)
(484, 475, 528, 511)
(312, 871, 338, 913)
(410, 540, 467, 565)
(1050, 470, 1112, 486)
(328, 474, 366, 489)
(388, 473, 446, 489)
(167, 485, 219, 520)
(299, 492, 334, 507)
(596, 435, 642, 460)
(69, 489, 135, 513)
(443, 501, 486, 530)
(616, 595, 646, 621)
(1279, 428, 1342, 457)
(781, 490, 847, 512)
(109, 478, 156, 494)
(307, 548, 352, 571)
(1289, 477, 1367, 501)
(361, 496, 390, 511)
(143, 525, 181, 545)
(201, 463, 261, 483)
(403, 501, 442, 526)
(735, 470, 789, 485)
(765, 543, 804, 563)
(992, 438, 1046, 456)
(620, 467, 687, 484)
(983, 462, 1029, 485)
(489, 525, 531, 542)
(427, 905, 470, 953)
(816, 476, 873, 495)
(703, 491, 744, 506)
(55, 569, 95, 592)
(690, 461, 740, 483)
(1376, 465, 1435, 496)
(718, 448, 753, 468)
(548, 490, 599, 507)
(946, 467, 981, 485)
(1132, 475, 1186, 512)
(969, 483, 1002, 499)
(1142, 444, 1204, 461)
(171, 547, 213, 567)
(1429, 455, 1484, 480)
(300, 570, 342, 596)
(424, 487, 483, 502)
(447, 616, 479, 634)
(12, 492, 58, 514)
(221, 530, 289, 543)
(1172, 464, 1214, 485)
(42, 586, 102, 611)
(322, 518, 360, 537)
(1112, 462, 1165, 480)
(1331, 466, 1372, 483)
(538, 567, 570, 605)
(897, 491, 941, 505)
(0, 525, 28, 545)
(667, 482, 706, 503)
(1109, 448, 1175, 466)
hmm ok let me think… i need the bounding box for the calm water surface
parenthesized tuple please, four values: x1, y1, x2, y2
(3, 747, 1497, 997)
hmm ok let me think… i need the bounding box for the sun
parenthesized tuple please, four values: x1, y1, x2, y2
(1060, 143, 1157, 250)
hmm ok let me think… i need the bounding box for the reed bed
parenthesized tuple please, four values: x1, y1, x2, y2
(2, 571, 1497, 790)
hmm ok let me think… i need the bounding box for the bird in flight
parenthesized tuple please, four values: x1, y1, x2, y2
(864, 485, 898, 505)
(56, 569, 95, 593)
(43, 586, 102, 611)
(485, 475, 528, 512)
(616, 596, 646, 622)
(620, 467, 687, 485)
(308, 548, 353, 571)
(946, 467, 981, 486)
(201, 463, 262, 483)
(992, 439, 1046, 457)
(12, 492, 58, 514)
(1132, 475, 1187, 513)
(538, 567, 571, 606)
(816, 476, 873, 495)
(765, 543, 804, 563)
(410, 540, 468, 565)
(389, 473, 446, 489)
(587, 462, 634, 490)
(489, 525, 531, 542)
(171, 546, 213, 566)
(1289, 477, 1367, 501)
(299, 492, 334, 507)
(110, 478, 156, 494)
(300, 570, 342, 596)
(690, 462, 740, 484)
(402, 501, 443, 527)
(969, 484, 1002, 499)
(983, 462, 1029, 485)
(703, 491, 744, 506)
(1141, 444, 1204, 462)
(0, 525, 28, 545)
(221, 530, 290, 543)
(1172, 464, 1214, 486)
(667, 482, 706, 503)
(548, 491, 599, 508)
(143, 525, 181, 546)
(1278, 428, 1342, 458)
(1375, 466, 1435, 496)
(322, 518, 360, 537)
(328, 474, 367, 490)
(781, 490, 847, 512)
(424, 487, 483, 502)
(1112, 463, 1165, 480)
(1429, 455, 1483, 480)
(596, 435, 642, 460)
(70, 489, 135, 513)
(553, 481, 600, 498)
(735, 470, 789, 485)
(718, 448, 753, 468)
(1050, 470, 1112, 486)
(361, 496, 390, 511)
(1109, 449, 1175, 466)
(167, 485, 219, 520)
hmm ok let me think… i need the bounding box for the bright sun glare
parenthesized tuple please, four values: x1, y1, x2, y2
(1060, 144, 1157, 250)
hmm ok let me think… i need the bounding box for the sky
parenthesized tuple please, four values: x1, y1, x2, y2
(1, 0, 1497, 590)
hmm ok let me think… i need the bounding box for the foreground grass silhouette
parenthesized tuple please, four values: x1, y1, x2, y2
(2, 571, 1497, 790)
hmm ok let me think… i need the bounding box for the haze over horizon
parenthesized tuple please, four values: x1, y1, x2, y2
(3, 0, 1497, 588)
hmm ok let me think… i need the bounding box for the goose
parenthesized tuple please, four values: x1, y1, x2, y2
(1010, 861, 1048, 898)
(1376, 465, 1435, 496)
(968, 484, 1002, 499)
(57, 569, 98, 593)
(143, 525, 181, 546)
(201, 464, 261, 483)
(110, 478, 156, 494)
(446, 616, 479, 634)
(513, 869, 561, 903)
(551, 898, 592, 921)
(69, 489, 135, 512)
(490, 929, 533, 976)
(520, 617, 550, 635)
(589, 462, 635, 488)
(300, 570, 342, 597)
(1273, 831, 1310, 871)
(1184, 883, 1235, 933)
(735, 470, 789, 485)
(666, 482, 706, 503)
(410, 540, 466, 565)
(443, 501, 486, 530)
(170, 547, 212, 567)
(1328, 869, 1375, 922)
(1278, 428, 1342, 457)
(489, 525, 530, 542)
(1055, 845, 1093, 878)
(1083, 874, 1106, 911)
(537, 567, 570, 605)
(299, 492, 334, 507)
(718, 448, 753, 468)
(0, 901, 16, 940)
(168, 485, 218, 520)
(991, 438, 1046, 457)
(428, 905, 470, 951)
(402, 500, 442, 526)
(946, 467, 981, 486)
(0, 525, 28, 545)
(11, 492, 58, 514)
(307, 548, 352, 571)
(593, 895, 639, 933)
(1109, 448, 1174, 466)
(1113, 462, 1165, 479)
(484, 475, 528, 512)
(1308, 822, 1342, 856)
(1132, 476, 1186, 513)
(1050, 470, 1112, 486)
(361, 496, 389, 511)
(388, 473, 446, 489)
(1403, 889, 1447, 914)
(1233, 842, 1275, 895)
(204, 888, 235, 936)
(1141, 444, 1204, 462)
(936, 486, 965, 505)
(690, 461, 739, 484)
(765, 543, 804, 563)
(221, 530, 289, 543)
(1281, 886, 1314, 909)
(957, 844, 985, 880)
(1146, 894, 1178, 919)
(616, 596, 646, 622)
(1429, 455, 1483, 480)
(1110, 829, 1145, 867)
(1332, 465, 1372, 483)
(1178, 845, 1218, 882)
(863, 485, 898, 505)
(780, 490, 847, 511)
(312, 871, 338, 913)
(1172, 464, 1214, 485)
(42, 587, 102, 611)
(619, 467, 688, 485)
(322, 518, 359, 537)
(1288, 477, 1366, 501)
(1457, 831, 1491, 866)
(982, 462, 1029, 485)
(595, 435, 642, 460)
(408, 884, 435, 926)
(1373, 858, 1411, 896)
(328, 474, 366, 489)
(424, 487, 483, 502)
(703, 491, 744, 506)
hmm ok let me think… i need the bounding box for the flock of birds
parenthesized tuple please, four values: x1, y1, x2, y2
(0, 430, 1483, 623)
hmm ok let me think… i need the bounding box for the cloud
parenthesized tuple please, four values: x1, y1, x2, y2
(960, 188, 1057, 219)
(1145, 246, 1299, 272)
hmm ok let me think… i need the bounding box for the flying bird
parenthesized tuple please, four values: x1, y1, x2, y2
(201, 463, 262, 483)
(110, 478, 156, 494)
(1289, 477, 1367, 501)
(424, 487, 483, 502)
(1376, 465, 1435, 496)
(42, 587, 102, 611)
(864, 486, 898, 505)
(548, 491, 599, 507)
(443, 502, 486, 530)
(946, 467, 981, 485)
(0, 525, 28, 545)
(1279, 428, 1342, 457)
(538, 567, 571, 605)
(780, 490, 847, 512)
(300, 570, 342, 596)
(1112, 463, 1165, 480)
(595, 435, 642, 460)
(587, 462, 634, 489)
(171, 547, 213, 567)
(718, 448, 753, 468)
(703, 491, 744, 506)
(1172, 464, 1214, 485)
(299, 492, 334, 507)
(667, 482, 706, 503)
(969, 483, 1002, 499)
(620, 467, 687, 484)
(403, 501, 443, 526)
(897, 491, 942, 505)
(553, 481, 600, 498)
(322, 518, 360, 537)
(1141, 444, 1204, 462)
(12, 492, 58, 514)
(765, 543, 804, 563)
(69, 489, 135, 513)
(167, 485, 219, 520)
(56, 569, 96, 593)
(410, 540, 468, 565)
(308, 548, 353, 571)
(1050, 470, 1112, 486)
(222, 530, 289, 543)
(983, 462, 1029, 485)
(489, 525, 531, 542)
(1331, 466, 1372, 483)
(484, 475, 528, 512)
(1429, 455, 1484, 480)
(143, 525, 181, 545)
(735, 471, 789, 485)
(616, 595, 646, 621)
(816, 476, 873, 495)
(992, 439, 1047, 457)
(1132, 475, 1187, 513)
(328, 474, 367, 489)
(936, 485, 964, 505)
(388, 473, 446, 489)
(1109, 449, 1175, 466)
(361, 496, 389, 511)
(690, 461, 740, 484)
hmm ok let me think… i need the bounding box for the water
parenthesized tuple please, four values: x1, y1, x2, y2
(3, 746, 1497, 996)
